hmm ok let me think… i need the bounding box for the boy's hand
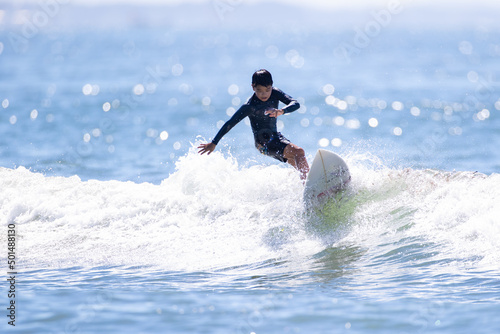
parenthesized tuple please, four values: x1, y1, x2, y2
(198, 142, 216, 155)
(265, 108, 284, 118)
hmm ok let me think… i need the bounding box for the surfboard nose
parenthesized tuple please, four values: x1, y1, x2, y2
(304, 149, 351, 205)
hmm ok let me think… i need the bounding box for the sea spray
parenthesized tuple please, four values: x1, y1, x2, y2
(1, 151, 499, 279)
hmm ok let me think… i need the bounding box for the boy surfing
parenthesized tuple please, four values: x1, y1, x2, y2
(198, 69, 309, 179)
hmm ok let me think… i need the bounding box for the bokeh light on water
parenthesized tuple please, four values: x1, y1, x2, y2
(0, 0, 499, 179)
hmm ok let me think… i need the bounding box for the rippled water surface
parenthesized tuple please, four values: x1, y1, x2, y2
(1, 1, 500, 333)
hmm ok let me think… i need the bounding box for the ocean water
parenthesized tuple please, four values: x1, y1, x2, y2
(1, 2, 500, 333)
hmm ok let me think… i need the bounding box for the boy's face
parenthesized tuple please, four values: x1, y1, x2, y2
(253, 84, 272, 102)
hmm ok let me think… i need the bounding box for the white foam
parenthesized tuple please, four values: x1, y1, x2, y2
(1, 149, 499, 274)
(0, 148, 316, 271)
(339, 163, 500, 271)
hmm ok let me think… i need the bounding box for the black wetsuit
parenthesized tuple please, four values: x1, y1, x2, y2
(211, 87, 300, 162)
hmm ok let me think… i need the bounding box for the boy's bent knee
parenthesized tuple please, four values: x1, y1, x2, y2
(290, 145, 305, 156)
(295, 147, 305, 156)
(283, 144, 305, 159)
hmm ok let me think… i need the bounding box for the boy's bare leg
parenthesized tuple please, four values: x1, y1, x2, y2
(283, 144, 309, 180)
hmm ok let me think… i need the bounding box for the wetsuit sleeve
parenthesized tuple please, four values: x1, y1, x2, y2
(211, 105, 251, 145)
(275, 88, 300, 114)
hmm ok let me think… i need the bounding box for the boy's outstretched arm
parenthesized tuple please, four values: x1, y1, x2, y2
(198, 105, 251, 156)
(198, 142, 216, 155)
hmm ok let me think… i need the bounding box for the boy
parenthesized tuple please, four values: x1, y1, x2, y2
(198, 69, 309, 179)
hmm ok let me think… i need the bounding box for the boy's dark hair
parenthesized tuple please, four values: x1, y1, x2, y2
(252, 69, 273, 87)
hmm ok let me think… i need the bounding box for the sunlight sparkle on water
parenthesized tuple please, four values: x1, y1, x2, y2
(160, 131, 169, 141)
(345, 118, 361, 129)
(377, 100, 387, 110)
(368, 117, 379, 128)
(322, 84, 335, 95)
(443, 105, 453, 116)
(331, 138, 342, 147)
(318, 138, 329, 147)
(202, 97, 211, 106)
(133, 84, 145, 96)
(333, 116, 345, 126)
(82, 84, 100, 96)
(392, 101, 404, 111)
(410, 107, 421, 116)
(285, 49, 304, 68)
(325, 95, 336, 106)
(337, 100, 348, 111)
(103, 102, 111, 112)
(474, 109, 490, 121)
(228, 84, 239, 95)
(393, 127, 403, 136)
(448, 127, 463, 136)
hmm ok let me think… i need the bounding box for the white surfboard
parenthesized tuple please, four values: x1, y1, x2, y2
(304, 149, 351, 204)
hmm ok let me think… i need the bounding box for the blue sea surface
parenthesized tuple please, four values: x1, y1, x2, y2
(1, 1, 500, 333)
